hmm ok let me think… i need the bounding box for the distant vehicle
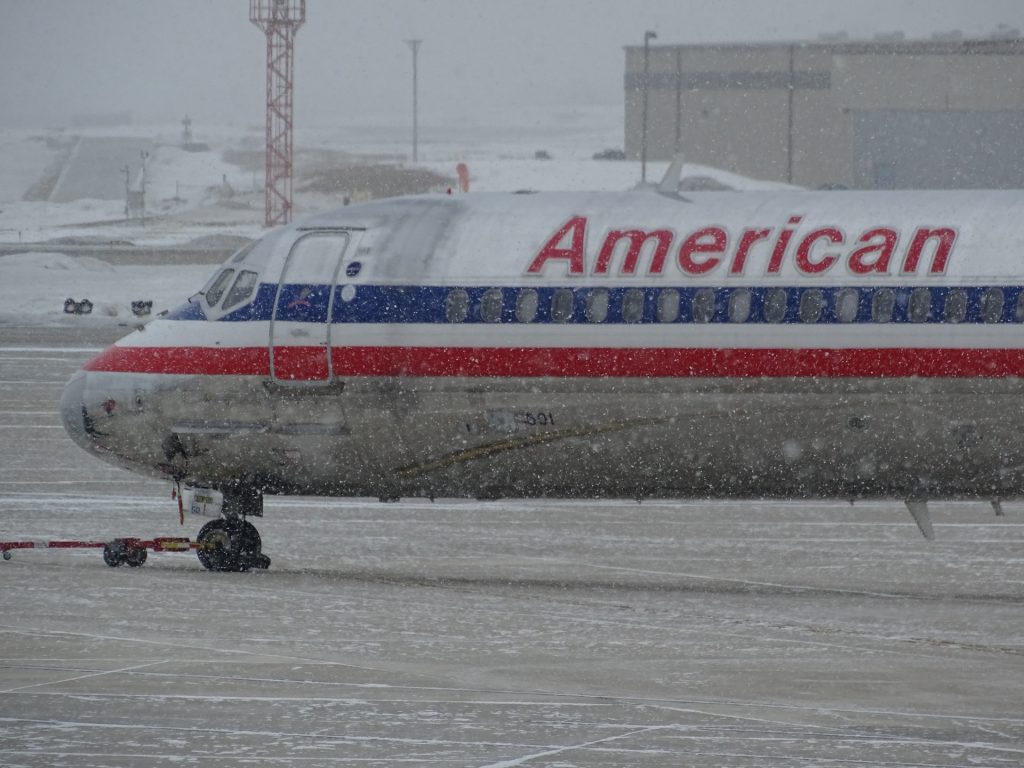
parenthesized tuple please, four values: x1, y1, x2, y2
(534, 150, 552, 160)
(61, 177, 1024, 570)
(593, 148, 626, 160)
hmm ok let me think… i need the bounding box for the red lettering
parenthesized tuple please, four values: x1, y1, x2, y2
(848, 228, 898, 274)
(795, 228, 843, 274)
(767, 216, 803, 274)
(595, 228, 674, 275)
(678, 227, 727, 275)
(902, 227, 957, 275)
(729, 228, 772, 275)
(526, 216, 588, 275)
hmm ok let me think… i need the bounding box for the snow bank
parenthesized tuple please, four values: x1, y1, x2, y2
(0, 252, 213, 326)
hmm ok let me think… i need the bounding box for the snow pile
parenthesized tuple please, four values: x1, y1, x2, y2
(146, 144, 259, 208)
(0, 252, 212, 326)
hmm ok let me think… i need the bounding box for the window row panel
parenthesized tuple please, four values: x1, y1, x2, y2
(439, 287, 1024, 324)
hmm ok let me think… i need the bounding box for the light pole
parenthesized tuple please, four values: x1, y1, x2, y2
(641, 30, 657, 184)
(405, 39, 423, 163)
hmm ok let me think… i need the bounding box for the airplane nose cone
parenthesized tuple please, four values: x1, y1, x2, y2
(60, 370, 91, 450)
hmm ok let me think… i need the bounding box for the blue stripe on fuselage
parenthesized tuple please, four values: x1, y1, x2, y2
(182, 283, 1024, 325)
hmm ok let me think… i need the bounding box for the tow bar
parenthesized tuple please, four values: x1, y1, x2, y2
(0, 537, 197, 567)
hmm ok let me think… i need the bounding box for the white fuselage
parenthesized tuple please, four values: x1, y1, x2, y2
(61, 190, 1024, 503)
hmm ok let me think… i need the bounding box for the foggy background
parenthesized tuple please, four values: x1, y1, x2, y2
(2, 0, 1023, 131)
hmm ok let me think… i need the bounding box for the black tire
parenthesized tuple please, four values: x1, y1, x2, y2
(125, 547, 148, 567)
(233, 520, 263, 571)
(197, 519, 235, 572)
(253, 553, 271, 570)
(196, 518, 263, 572)
(103, 542, 125, 567)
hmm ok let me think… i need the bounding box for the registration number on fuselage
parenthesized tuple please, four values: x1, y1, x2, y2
(485, 409, 556, 432)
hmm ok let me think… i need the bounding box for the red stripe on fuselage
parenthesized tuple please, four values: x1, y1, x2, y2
(84, 346, 270, 376)
(84, 344, 1024, 378)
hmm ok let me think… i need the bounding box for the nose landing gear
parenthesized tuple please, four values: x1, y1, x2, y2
(195, 517, 271, 572)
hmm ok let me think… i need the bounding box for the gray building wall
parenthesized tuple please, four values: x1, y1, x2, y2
(624, 38, 1024, 189)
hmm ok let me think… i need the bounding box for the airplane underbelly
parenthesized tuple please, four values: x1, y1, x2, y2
(79, 367, 1024, 501)
(344, 375, 1024, 500)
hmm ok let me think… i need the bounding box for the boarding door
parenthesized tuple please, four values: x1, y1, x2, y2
(270, 231, 350, 383)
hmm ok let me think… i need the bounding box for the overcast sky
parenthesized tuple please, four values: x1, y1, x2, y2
(1, 0, 1023, 130)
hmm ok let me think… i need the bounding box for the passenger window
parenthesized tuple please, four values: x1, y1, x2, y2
(657, 289, 680, 323)
(516, 289, 538, 323)
(835, 288, 859, 323)
(728, 289, 751, 323)
(692, 288, 716, 323)
(622, 288, 645, 323)
(480, 289, 503, 323)
(799, 289, 823, 323)
(445, 289, 469, 322)
(872, 288, 894, 323)
(551, 289, 574, 323)
(585, 289, 609, 323)
(1016, 292, 1024, 322)
(763, 288, 787, 323)
(981, 288, 1004, 323)
(943, 289, 967, 323)
(222, 270, 259, 309)
(204, 269, 235, 307)
(908, 288, 932, 322)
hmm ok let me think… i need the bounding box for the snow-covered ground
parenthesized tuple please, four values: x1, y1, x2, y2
(0, 252, 214, 327)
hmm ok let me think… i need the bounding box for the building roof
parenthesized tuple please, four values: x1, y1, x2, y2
(624, 37, 1024, 57)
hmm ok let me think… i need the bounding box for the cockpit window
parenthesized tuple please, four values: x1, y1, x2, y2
(204, 269, 235, 307)
(222, 270, 260, 309)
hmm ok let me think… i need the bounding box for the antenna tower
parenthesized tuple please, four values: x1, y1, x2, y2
(249, 0, 305, 227)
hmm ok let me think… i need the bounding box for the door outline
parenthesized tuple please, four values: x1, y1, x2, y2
(270, 230, 354, 383)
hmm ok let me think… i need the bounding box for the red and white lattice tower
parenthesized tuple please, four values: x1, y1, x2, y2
(249, 0, 305, 227)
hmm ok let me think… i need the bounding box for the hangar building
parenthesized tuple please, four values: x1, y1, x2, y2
(623, 35, 1024, 189)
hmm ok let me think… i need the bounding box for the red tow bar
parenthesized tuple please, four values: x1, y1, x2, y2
(0, 537, 197, 567)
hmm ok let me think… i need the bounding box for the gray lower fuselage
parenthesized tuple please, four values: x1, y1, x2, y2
(62, 368, 1024, 502)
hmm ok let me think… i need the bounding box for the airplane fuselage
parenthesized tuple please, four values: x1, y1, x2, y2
(61, 190, 1024, 506)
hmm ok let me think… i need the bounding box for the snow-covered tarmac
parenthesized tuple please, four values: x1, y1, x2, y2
(1, 341, 1022, 767)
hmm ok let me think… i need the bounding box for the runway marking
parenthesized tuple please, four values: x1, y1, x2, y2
(646, 705, 1024, 756)
(0, 347, 102, 353)
(0, 480, 149, 484)
(0, 425, 64, 429)
(0, 494, 171, 505)
(0, 715, 637, 754)
(0, 660, 166, 694)
(0, 356, 95, 362)
(476, 725, 673, 767)
(0, 624, 429, 680)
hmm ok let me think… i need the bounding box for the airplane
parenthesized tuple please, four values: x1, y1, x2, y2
(59, 176, 1024, 570)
